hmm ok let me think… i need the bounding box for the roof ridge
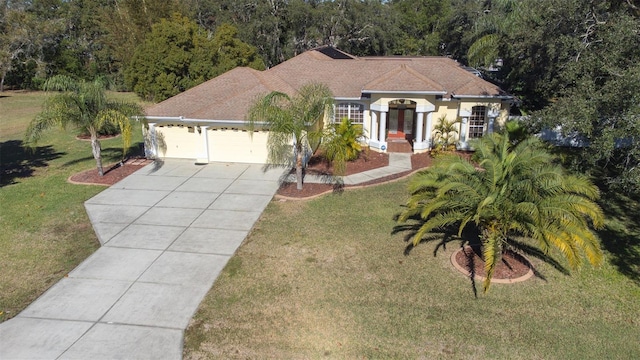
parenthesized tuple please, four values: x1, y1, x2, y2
(363, 64, 445, 92)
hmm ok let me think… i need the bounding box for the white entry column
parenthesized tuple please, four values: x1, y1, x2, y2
(379, 111, 387, 144)
(413, 112, 426, 151)
(487, 108, 499, 133)
(425, 112, 433, 148)
(460, 117, 468, 142)
(414, 103, 435, 151)
(370, 110, 378, 143)
(370, 103, 389, 152)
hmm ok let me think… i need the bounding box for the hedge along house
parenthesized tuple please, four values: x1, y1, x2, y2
(144, 46, 512, 164)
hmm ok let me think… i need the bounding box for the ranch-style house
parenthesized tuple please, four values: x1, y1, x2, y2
(144, 46, 513, 164)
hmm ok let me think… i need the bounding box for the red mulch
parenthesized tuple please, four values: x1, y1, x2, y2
(68, 158, 152, 186)
(455, 246, 531, 280)
(75, 133, 120, 141)
(276, 151, 435, 198)
(68, 150, 470, 198)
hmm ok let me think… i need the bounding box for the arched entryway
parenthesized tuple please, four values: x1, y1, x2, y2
(387, 99, 416, 152)
(368, 99, 434, 153)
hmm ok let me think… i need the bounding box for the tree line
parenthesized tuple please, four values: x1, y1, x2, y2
(2, 0, 639, 192)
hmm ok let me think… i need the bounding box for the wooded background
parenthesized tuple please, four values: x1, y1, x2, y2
(2, 0, 639, 191)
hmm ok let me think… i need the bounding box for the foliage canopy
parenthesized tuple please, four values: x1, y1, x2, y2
(125, 15, 264, 102)
(24, 75, 143, 176)
(247, 82, 334, 190)
(322, 118, 366, 176)
(396, 132, 604, 292)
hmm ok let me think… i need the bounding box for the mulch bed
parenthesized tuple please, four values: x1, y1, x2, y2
(68, 158, 152, 186)
(454, 246, 532, 281)
(277, 151, 436, 199)
(75, 133, 120, 141)
(68, 150, 471, 199)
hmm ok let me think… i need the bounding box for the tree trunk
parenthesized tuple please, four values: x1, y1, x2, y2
(91, 134, 104, 176)
(296, 150, 303, 190)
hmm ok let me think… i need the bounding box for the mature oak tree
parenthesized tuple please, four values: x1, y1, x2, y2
(125, 15, 264, 102)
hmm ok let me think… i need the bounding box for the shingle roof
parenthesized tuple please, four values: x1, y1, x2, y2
(146, 47, 508, 120)
(362, 64, 446, 93)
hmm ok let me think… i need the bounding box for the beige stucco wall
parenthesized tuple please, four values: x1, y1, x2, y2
(146, 96, 510, 162)
(432, 101, 460, 125)
(154, 126, 204, 159)
(149, 125, 269, 164)
(208, 129, 269, 164)
(362, 96, 508, 148)
(459, 100, 503, 117)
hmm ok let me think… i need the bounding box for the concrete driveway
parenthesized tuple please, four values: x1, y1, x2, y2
(0, 160, 283, 359)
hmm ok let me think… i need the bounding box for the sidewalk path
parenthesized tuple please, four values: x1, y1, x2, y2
(1, 154, 413, 359)
(297, 152, 413, 185)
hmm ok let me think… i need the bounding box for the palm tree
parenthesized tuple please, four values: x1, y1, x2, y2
(24, 75, 143, 176)
(431, 114, 458, 153)
(467, 0, 522, 68)
(396, 132, 604, 292)
(247, 82, 334, 190)
(322, 117, 366, 176)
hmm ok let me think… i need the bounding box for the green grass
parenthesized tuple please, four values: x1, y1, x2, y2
(0, 90, 147, 322)
(185, 181, 640, 359)
(2, 91, 639, 357)
(0, 91, 47, 140)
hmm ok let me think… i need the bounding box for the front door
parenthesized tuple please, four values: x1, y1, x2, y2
(397, 110, 405, 137)
(388, 109, 414, 140)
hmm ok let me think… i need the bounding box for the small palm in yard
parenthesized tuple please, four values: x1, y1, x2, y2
(396, 132, 604, 292)
(322, 117, 366, 176)
(430, 114, 458, 154)
(247, 82, 334, 190)
(24, 75, 143, 176)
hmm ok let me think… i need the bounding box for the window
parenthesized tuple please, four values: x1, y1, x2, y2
(468, 106, 486, 139)
(334, 102, 364, 123)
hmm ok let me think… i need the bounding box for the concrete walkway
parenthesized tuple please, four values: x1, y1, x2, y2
(0, 154, 413, 359)
(0, 160, 284, 360)
(298, 152, 413, 185)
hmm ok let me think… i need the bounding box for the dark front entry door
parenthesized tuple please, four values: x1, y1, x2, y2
(389, 109, 414, 140)
(397, 110, 405, 137)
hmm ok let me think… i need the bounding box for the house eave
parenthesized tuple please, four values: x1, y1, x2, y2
(335, 96, 367, 101)
(144, 116, 268, 128)
(362, 90, 447, 95)
(451, 94, 513, 100)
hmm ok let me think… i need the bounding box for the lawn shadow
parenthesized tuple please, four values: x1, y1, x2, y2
(62, 142, 146, 168)
(552, 149, 640, 285)
(392, 216, 481, 296)
(598, 190, 640, 285)
(504, 237, 569, 279)
(0, 140, 65, 187)
(263, 163, 344, 193)
(392, 213, 480, 257)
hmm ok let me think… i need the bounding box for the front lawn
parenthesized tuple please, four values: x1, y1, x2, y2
(0, 91, 146, 322)
(185, 180, 640, 359)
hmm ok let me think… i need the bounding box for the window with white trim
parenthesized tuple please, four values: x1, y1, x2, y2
(334, 102, 364, 123)
(468, 106, 486, 139)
